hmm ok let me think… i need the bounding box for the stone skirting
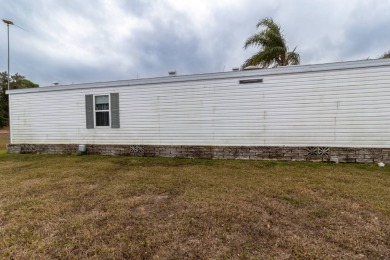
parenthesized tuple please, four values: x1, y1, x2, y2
(6, 144, 390, 164)
(6, 144, 79, 155)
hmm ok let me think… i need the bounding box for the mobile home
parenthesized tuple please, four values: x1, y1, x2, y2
(6, 59, 390, 163)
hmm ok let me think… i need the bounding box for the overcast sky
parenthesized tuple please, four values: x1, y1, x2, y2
(1, 0, 389, 86)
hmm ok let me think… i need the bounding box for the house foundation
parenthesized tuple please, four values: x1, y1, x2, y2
(7, 144, 390, 164)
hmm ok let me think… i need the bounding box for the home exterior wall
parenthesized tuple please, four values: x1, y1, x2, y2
(7, 59, 390, 149)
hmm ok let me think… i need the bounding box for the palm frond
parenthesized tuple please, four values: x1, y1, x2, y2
(256, 17, 280, 33)
(244, 33, 267, 49)
(286, 47, 300, 65)
(242, 50, 275, 68)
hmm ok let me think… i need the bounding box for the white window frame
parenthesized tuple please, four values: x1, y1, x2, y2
(93, 94, 111, 128)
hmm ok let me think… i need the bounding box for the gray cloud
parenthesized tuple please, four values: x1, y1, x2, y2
(1, 0, 389, 86)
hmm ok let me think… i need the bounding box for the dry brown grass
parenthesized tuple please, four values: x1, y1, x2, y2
(0, 154, 389, 259)
(0, 127, 8, 151)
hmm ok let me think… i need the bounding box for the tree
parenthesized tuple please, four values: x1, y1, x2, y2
(0, 72, 38, 127)
(243, 18, 300, 69)
(380, 51, 390, 59)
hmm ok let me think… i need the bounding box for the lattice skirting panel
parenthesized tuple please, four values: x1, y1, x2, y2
(6, 144, 390, 164)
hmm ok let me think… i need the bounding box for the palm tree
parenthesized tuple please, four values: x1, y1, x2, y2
(243, 18, 300, 68)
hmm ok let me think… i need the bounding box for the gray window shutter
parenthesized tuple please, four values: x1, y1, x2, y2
(85, 94, 94, 129)
(110, 93, 120, 128)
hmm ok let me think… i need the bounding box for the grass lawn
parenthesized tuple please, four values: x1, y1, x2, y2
(0, 153, 389, 259)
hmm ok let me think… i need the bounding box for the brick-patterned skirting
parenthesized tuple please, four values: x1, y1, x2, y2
(6, 144, 390, 164)
(7, 144, 79, 155)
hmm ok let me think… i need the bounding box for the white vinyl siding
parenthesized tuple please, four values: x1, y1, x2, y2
(8, 60, 390, 147)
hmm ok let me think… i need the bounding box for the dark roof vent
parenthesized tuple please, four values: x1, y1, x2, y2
(239, 79, 263, 84)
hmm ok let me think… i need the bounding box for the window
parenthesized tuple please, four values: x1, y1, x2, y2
(85, 93, 119, 129)
(95, 95, 110, 126)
